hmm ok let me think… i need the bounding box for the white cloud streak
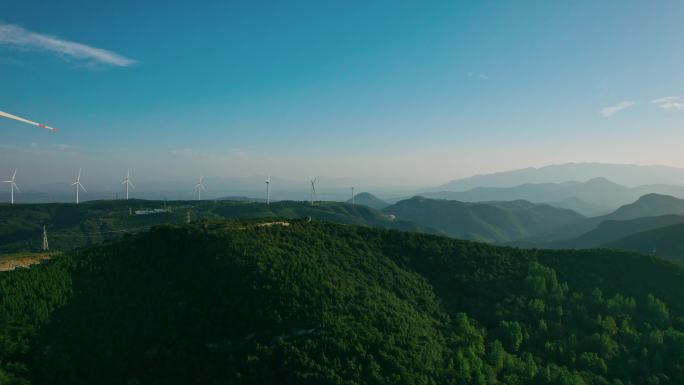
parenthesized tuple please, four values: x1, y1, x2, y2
(600, 101, 635, 117)
(0, 23, 136, 67)
(468, 72, 489, 80)
(651, 96, 684, 111)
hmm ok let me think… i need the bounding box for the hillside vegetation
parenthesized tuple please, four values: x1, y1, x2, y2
(603, 222, 684, 260)
(0, 200, 434, 253)
(2, 220, 684, 384)
(540, 215, 684, 250)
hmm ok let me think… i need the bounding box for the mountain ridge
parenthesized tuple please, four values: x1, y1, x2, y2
(435, 163, 684, 191)
(423, 177, 684, 216)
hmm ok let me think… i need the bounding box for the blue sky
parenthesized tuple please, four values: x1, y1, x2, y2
(1, 0, 683, 188)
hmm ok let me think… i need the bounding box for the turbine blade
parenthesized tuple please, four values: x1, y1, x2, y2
(80, 183, 87, 192)
(11, 169, 17, 181)
(12, 183, 20, 193)
(129, 180, 135, 189)
(0, 110, 58, 132)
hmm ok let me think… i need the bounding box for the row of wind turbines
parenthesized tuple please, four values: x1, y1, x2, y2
(3, 168, 132, 205)
(4, 169, 356, 206)
(2, 112, 359, 206)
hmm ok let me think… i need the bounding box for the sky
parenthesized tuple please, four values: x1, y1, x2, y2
(1, 0, 684, 192)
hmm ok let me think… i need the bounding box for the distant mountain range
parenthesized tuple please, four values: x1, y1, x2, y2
(382, 196, 584, 242)
(435, 163, 684, 191)
(379, 192, 684, 254)
(523, 193, 684, 242)
(422, 177, 684, 216)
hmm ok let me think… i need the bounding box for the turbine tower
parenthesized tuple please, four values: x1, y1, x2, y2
(194, 175, 207, 201)
(3, 169, 20, 205)
(121, 169, 135, 200)
(71, 169, 87, 205)
(351, 186, 355, 205)
(310, 178, 317, 205)
(265, 175, 271, 205)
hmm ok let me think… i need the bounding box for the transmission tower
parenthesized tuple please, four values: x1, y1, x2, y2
(42, 225, 49, 251)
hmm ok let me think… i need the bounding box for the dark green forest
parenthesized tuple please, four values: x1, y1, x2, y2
(3, 219, 684, 384)
(0, 200, 435, 253)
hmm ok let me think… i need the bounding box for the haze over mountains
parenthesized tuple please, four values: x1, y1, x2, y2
(5, 163, 684, 207)
(423, 177, 684, 217)
(5, 162, 684, 259)
(436, 163, 684, 191)
(524, 194, 684, 243)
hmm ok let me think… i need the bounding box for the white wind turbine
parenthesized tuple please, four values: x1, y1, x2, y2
(71, 169, 87, 205)
(3, 169, 20, 205)
(265, 175, 271, 205)
(310, 178, 318, 205)
(194, 175, 207, 201)
(121, 169, 135, 200)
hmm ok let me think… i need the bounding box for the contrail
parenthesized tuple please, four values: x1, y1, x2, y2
(0, 110, 58, 132)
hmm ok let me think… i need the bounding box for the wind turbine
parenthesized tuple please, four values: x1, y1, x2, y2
(71, 169, 87, 204)
(122, 169, 135, 200)
(265, 175, 271, 205)
(351, 186, 355, 205)
(194, 175, 207, 201)
(310, 178, 317, 205)
(0, 110, 58, 132)
(3, 169, 20, 204)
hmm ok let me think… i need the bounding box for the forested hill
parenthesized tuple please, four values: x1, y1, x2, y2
(3, 219, 684, 384)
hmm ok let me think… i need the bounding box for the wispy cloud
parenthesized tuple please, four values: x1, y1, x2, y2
(468, 72, 489, 80)
(0, 23, 136, 67)
(651, 96, 684, 111)
(600, 101, 635, 117)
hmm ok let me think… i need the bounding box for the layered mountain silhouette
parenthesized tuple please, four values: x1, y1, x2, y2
(515, 194, 684, 246)
(423, 177, 684, 216)
(382, 196, 584, 242)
